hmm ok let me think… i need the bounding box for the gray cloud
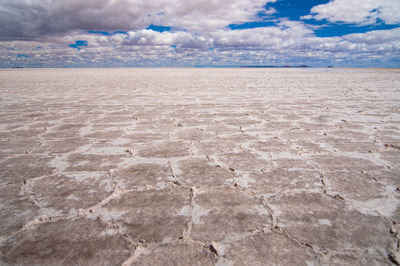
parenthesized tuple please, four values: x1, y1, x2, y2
(0, 0, 399, 67)
(0, 0, 275, 39)
(2, 24, 399, 67)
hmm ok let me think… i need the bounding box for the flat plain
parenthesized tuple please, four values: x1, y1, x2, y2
(0, 68, 400, 265)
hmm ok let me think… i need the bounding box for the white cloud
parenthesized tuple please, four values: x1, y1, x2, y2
(304, 0, 400, 25)
(212, 21, 313, 49)
(0, 0, 276, 39)
(2, 22, 399, 68)
(0, 0, 399, 67)
(343, 27, 400, 45)
(123, 30, 212, 48)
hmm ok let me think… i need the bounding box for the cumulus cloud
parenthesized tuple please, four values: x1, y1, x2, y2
(0, 0, 399, 67)
(212, 21, 313, 49)
(0, 0, 276, 39)
(303, 0, 400, 25)
(123, 30, 212, 49)
(343, 27, 400, 45)
(2, 22, 399, 68)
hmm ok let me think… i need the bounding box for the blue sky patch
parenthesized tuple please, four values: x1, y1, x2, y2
(69, 40, 88, 50)
(267, 0, 329, 20)
(88, 30, 128, 35)
(88, 30, 111, 35)
(17, 54, 30, 58)
(228, 0, 329, 30)
(314, 24, 400, 37)
(230, 0, 400, 38)
(228, 21, 277, 30)
(147, 25, 171, 32)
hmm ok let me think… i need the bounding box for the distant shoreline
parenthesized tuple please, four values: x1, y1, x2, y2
(239, 65, 311, 68)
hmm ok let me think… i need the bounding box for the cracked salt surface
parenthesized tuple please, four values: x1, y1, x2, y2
(347, 186, 399, 217)
(0, 68, 399, 265)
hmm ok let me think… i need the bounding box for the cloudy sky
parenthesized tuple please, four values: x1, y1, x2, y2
(1, 0, 399, 67)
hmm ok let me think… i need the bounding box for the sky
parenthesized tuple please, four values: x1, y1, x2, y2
(0, 0, 400, 68)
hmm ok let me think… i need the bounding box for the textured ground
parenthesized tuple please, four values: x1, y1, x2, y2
(0, 68, 400, 265)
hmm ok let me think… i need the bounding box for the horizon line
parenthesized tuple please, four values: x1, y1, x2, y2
(2, 66, 400, 69)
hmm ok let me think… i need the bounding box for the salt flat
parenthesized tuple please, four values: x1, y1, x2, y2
(0, 68, 400, 265)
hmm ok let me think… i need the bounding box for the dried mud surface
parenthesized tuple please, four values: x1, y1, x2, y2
(0, 68, 400, 265)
